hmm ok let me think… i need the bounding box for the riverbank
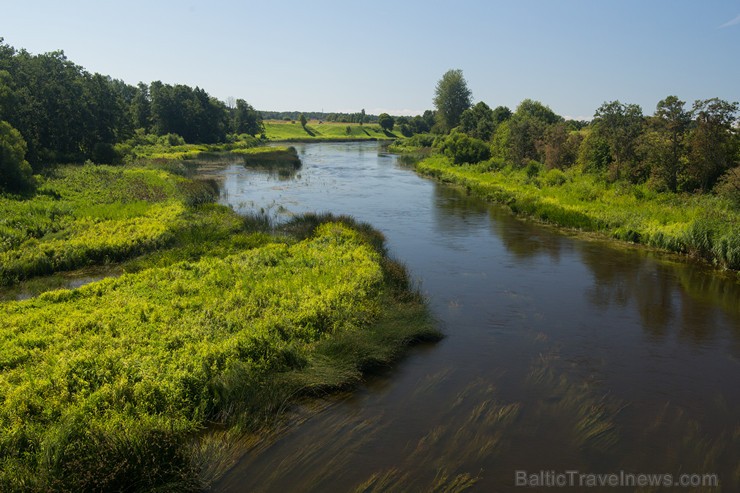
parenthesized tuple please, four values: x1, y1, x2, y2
(413, 155, 740, 271)
(0, 163, 440, 491)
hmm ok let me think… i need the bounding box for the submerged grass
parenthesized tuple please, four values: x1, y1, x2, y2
(0, 165, 440, 491)
(415, 156, 740, 270)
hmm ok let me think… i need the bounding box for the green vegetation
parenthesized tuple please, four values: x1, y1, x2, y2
(263, 120, 397, 141)
(0, 165, 199, 285)
(415, 155, 740, 269)
(0, 163, 440, 491)
(0, 121, 33, 193)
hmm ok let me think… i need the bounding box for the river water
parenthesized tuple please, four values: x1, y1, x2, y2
(210, 142, 739, 491)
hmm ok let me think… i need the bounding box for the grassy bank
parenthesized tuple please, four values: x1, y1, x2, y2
(0, 165, 439, 491)
(263, 120, 398, 142)
(415, 155, 740, 270)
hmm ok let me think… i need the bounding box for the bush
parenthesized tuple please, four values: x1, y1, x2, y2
(437, 131, 491, 165)
(543, 168, 567, 186)
(715, 166, 740, 209)
(158, 133, 186, 147)
(407, 133, 435, 147)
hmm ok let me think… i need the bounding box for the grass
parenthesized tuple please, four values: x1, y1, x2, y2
(231, 146, 302, 169)
(414, 155, 740, 271)
(263, 120, 398, 142)
(0, 165, 440, 491)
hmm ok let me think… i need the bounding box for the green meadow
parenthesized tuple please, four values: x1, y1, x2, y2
(0, 164, 439, 491)
(414, 155, 740, 270)
(263, 120, 398, 141)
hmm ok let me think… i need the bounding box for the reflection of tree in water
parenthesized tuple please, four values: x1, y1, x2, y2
(577, 240, 739, 346)
(433, 183, 565, 263)
(431, 183, 489, 229)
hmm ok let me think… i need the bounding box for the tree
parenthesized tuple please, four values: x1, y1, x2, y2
(593, 101, 644, 181)
(359, 108, 365, 126)
(543, 122, 581, 169)
(378, 113, 394, 131)
(491, 106, 512, 125)
(299, 113, 307, 128)
(0, 120, 34, 192)
(459, 101, 496, 141)
(433, 69, 472, 132)
(685, 98, 738, 191)
(644, 96, 691, 191)
(506, 100, 562, 165)
(233, 99, 264, 136)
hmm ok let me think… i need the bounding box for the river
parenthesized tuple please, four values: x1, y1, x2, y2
(205, 142, 739, 492)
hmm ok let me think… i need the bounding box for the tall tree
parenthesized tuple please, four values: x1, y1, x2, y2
(233, 99, 263, 136)
(507, 100, 562, 165)
(593, 101, 644, 181)
(686, 98, 738, 191)
(433, 69, 472, 132)
(645, 96, 691, 191)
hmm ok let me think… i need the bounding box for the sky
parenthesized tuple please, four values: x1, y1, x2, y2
(1, 0, 739, 119)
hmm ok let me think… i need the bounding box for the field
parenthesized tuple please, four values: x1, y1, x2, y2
(0, 164, 439, 491)
(263, 120, 398, 141)
(414, 155, 740, 270)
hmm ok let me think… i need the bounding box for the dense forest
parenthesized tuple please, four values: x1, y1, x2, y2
(0, 39, 262, 181)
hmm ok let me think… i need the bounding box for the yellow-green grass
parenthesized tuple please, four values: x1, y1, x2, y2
(0, 165, 216, 284)
(415, 156, 740, 270)
(263, 120, 398, 142)
(0, 218, 439, 491)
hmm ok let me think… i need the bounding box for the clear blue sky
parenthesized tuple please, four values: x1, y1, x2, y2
(1, 0, 738, 119)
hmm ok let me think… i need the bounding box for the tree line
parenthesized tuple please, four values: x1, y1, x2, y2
(0, 39, 263, 191)
(428, 69, 739, 195)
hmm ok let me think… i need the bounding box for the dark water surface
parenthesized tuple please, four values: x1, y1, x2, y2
(209, 142, 739, 492)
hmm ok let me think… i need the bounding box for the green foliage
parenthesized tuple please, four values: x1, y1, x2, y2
(714, 166, 740, 209)
(437, 131, 491, 165)
(0, 120, 34, 193)
(299, 113, 307, 128)
(459, 101, 496, 141)
(577, 129, 612, 173)
(433, 69, 472, 132)
(377, 113, 394, 132)
(233, 99, 264, 137)
(543, 168, 567, 186)
(684, 98, 739, 192)
(592, 101, 644, 181)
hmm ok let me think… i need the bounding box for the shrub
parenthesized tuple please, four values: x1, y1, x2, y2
(437, 131, 491, 165)
(714, 166, 740, 209)
(543, 168, 567, 186)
